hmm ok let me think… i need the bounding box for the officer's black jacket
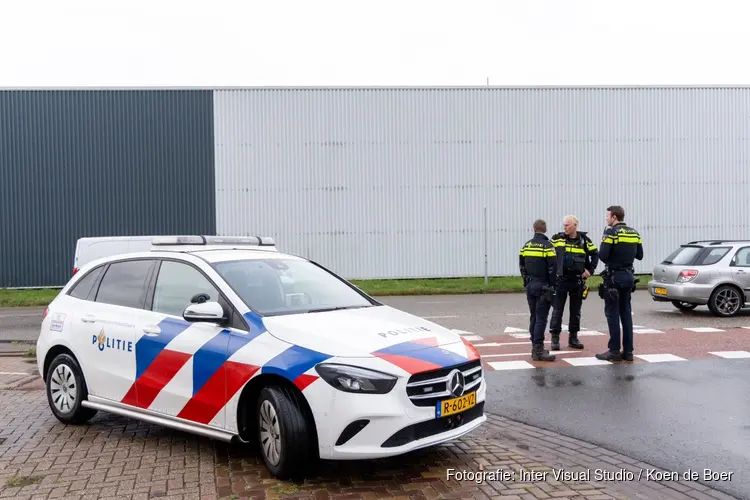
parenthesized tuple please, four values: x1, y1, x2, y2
(519, 233, 557, 285)
(550, 231, 599, 277)
(599, 222, 644, 269)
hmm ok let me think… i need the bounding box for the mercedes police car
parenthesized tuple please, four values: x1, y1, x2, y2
(37, 236, 486, 478)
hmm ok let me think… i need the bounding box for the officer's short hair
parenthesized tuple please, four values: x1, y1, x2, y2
(607, 205, 625, 221)
(533, 219, 546, 233)
(563, 215, 578, 226)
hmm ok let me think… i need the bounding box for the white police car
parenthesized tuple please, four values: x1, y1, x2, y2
(37, 236, 486, 478)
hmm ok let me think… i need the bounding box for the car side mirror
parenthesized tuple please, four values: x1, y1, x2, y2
(183, 301, 227, 324)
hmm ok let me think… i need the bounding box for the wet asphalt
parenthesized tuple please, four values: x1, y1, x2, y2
(482, 360, 750, 499)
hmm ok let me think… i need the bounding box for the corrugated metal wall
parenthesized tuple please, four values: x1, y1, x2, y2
(0, 89, 217, 287)
(214, 87, 750, 279)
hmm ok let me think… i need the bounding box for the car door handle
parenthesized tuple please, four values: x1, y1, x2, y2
(737, 270, 746, 274)
(142, 326, 161, 336)
(80, 314, 97, 323)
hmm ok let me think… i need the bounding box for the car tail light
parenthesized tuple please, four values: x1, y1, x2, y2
(677, 270, 698, 283)
(73, 267, 78, 275)
(42, 307, 49, 320)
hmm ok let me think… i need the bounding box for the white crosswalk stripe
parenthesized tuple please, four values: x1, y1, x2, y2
(684, 327, 725, 333)
(709, 351, 750, 359)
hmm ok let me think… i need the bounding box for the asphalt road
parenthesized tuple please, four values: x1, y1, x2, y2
(482, 360, 750, 499)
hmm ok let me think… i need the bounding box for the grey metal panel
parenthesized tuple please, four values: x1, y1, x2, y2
(211, 87, 750, 280)
(0, 90, 216, 288)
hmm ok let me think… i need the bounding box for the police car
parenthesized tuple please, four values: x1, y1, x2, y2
(37, 236, 486, 478)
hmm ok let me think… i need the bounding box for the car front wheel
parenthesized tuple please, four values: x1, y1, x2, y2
(256, 385, 315, 479)
(707, 285, 743, 317)
(45, 353, 97, 424)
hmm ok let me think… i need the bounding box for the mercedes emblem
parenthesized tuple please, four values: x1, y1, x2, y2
(448, 369, 465, 398)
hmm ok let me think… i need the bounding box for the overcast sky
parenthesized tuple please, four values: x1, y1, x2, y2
(1, 0, 747, 87)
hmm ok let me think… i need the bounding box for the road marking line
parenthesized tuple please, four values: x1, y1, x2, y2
(462, 335, 484, 341)
(563, 357, 612, 366)
(708, 351, 750, 359)
(0, 372, 31, 376)
(504, 327, 528, 333)
(507, 313, 528, 316)
(634, 328, 663, 334)
(635, 354, 686, 363)
(483, 350, 579, 358)
(684, 327, 725, 333)
(487, 360, 535, 370)
(423, 315, 459, 319)
(577, 331, 606, 336)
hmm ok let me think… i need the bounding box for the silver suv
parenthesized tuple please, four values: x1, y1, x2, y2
(648, 240, 750, 317)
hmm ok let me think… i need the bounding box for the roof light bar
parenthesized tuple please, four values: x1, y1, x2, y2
(151, 235, 275, 246)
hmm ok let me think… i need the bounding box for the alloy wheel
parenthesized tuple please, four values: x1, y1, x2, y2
(715, 288, 741, 315)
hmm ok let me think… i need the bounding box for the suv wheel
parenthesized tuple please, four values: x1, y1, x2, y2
(708, 285, 743, 317)
(256, 386, 314, 479)
(46, 353, 98, 424)
(671, 301, 698, 311)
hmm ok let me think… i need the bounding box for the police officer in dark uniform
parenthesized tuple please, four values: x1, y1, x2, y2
(519, 219, 557, 362)
(548, 215, 599, 351)
(595, 205, 644, 361)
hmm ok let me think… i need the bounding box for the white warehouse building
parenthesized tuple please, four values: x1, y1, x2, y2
(213, 86, 750, 279)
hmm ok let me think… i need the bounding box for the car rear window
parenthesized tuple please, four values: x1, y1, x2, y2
(662, 246, 702, 265)
(662, 245, 731, 266)
(694, 247, 730, 265)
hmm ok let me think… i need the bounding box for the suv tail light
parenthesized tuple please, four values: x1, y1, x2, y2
(42, 307, 49, 320)
(73, 267, 78, 275)
(677, 269, 698, 283)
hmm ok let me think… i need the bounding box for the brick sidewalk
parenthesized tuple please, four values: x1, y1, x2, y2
(0, 385, 738, 500)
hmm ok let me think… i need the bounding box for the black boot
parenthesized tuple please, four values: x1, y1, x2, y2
(550, 333, 560, 351)
(622, 351, 633, 361)
(568, 332, 584, 349)
(595, 350, 622, 361)
(532, 343, 556, 361)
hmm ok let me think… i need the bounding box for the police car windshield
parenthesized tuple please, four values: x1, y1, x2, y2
(212, 258, 376, 316)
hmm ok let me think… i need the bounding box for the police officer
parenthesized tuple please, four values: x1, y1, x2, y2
(519, 219, 557, 362)
(548, 215, 599, 351)
(595, 205, 644, 362)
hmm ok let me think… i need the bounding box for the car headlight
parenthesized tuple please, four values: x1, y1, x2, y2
(314, 363, 398, 394)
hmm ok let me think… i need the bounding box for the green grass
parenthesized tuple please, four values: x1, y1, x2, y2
(0, 274, 652, 307)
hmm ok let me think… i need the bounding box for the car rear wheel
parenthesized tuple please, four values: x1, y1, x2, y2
(256, 386, 314, 479)
(671, 300, 698, 311)
(46, 353, 98, 425)
(708, 285, 743, 317)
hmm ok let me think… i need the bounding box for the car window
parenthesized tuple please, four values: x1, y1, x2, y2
(94, 260, 155, 309)
(695, 247, 730, 266)
(213, 258, 375, 316)
(733, 247, 750, 267)
(662, 246, 702, 265)
(68, 266, 104, 300)
(152, 260, 222, 317)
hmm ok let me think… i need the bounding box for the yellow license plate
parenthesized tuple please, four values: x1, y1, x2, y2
(654, 287, 667, 295)
(436, 391, 476, 418)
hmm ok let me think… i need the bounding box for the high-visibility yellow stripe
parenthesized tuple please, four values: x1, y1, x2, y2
(564, 246, 585, 254)
(586, 242, 597, 251)
(551, 240, 565, 247)
(602, 236, 616, 244)
(520, 248, 555, 257)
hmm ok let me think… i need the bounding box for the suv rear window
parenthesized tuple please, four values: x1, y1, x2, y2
(662, 245, 730, 266)
(694, 247, 730, 265)
(662, 246, 702, 265)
